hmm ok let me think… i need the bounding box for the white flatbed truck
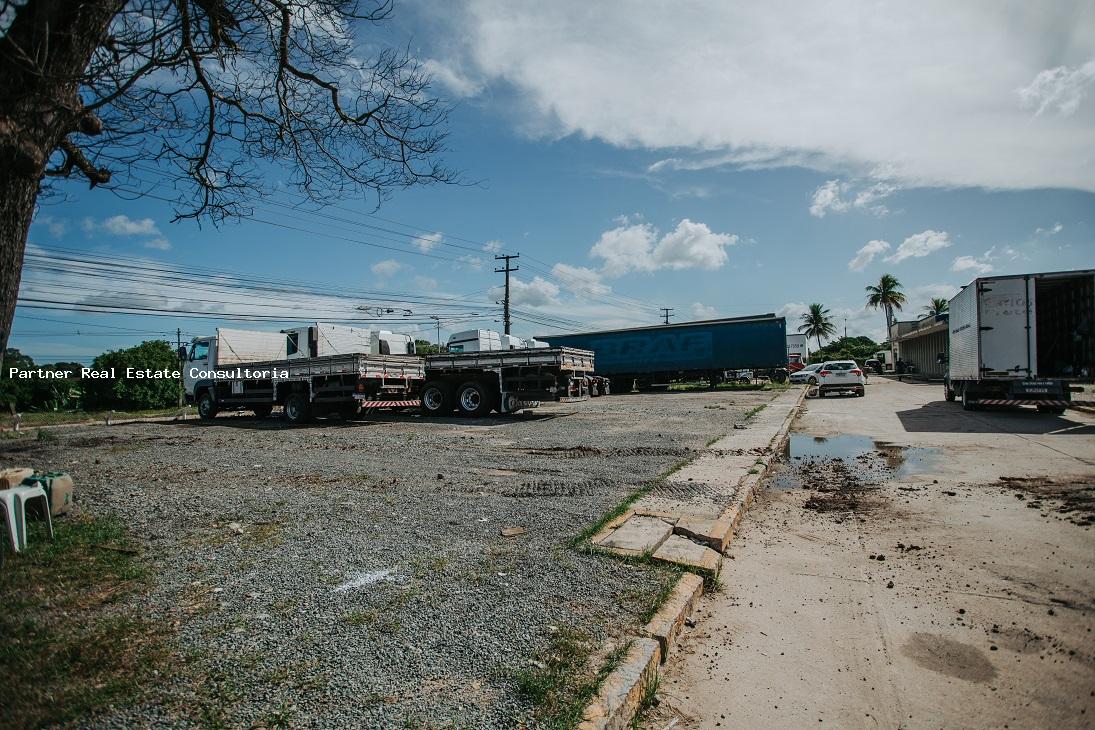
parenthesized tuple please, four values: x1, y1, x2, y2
(943, 270, 1093, 413)
(182, 329, 599, 422)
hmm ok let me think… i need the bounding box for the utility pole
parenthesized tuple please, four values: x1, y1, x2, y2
(176, 328, 184, 407)
(844, 317, 848, 339)
(660, 307, 674, 325)
(494, 253, 519, 335)
(429, 315, 441, 350)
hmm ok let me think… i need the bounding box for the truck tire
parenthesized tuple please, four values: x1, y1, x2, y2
(339, 403, 360, 420)
(1037, 405, 1066, 415)
(771, 369, 788, 384)
(284, 392, 312, 424)
(420, 381, 454, 416)
(197, 390, 219, 421)
(253, 405, 273, 419)
(944, 383, 955, 402)
(456, 381, 494, 417)
(960, 387, 976, 411)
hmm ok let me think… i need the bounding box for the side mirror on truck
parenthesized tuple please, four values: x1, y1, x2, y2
(178, 346, 189, 361)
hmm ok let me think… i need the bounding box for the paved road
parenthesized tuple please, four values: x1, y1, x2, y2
(642, 378, 1095, 729)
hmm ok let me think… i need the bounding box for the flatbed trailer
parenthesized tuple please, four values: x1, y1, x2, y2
(183, 331, 599, 421)
(421, 346, 601, 416)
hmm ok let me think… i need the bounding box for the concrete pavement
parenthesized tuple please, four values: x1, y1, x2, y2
(640, 377, 1095, 729)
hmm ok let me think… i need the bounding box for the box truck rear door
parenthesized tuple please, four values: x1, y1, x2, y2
(979, 277, 1035, 377)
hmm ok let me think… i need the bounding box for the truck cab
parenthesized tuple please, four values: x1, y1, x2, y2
(181, 337, 215, 403)
(372, 330, 416, 355)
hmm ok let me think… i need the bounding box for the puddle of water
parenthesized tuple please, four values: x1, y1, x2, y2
(769, 433, 943, 490)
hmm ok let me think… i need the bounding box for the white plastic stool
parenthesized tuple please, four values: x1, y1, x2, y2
(0, 485, 53, 552)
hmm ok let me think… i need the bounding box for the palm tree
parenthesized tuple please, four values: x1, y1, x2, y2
(799, 303, 837, 350)
(865, 274, 907, 339)
(923, 297, 949, 316)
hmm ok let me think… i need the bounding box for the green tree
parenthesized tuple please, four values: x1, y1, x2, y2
(865, 274, 908, 340)
(810, 335, 881, 365)
(798, 303, 837, 350)
(0, 347, 36, 413)
(923, 297, 949, 316)
(84, 340, 180, 410)
(414, 338, 440, 355)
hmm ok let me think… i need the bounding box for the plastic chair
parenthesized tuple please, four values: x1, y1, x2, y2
(0, 485, 53, 552)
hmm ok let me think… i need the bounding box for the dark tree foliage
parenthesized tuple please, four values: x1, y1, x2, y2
(84, 339, 180, 409)
(0, 0, 453, 365)
(809, 336, 883, 365)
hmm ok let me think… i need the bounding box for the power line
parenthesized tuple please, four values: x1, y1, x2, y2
(660, 307, 674, 325)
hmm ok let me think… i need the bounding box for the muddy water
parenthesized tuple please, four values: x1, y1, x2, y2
(769, 433, 943, 490)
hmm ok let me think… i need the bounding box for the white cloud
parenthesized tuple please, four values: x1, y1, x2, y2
(551, 263, 611, 296)
(1036, 222, 1064, 236)
(457, 254, 484, 271)
(414, 276, 438, 290)
(809, 180, 851, 217)
(92, 214, 161, 236)
(143, 237, 172, 251)
(810, 179, 898, 217)
(371, 259, 403, 276)
(1018, 60, 1095, 117)
(691, 302, 717, 318)
(492, 276, 560, 307)
(590, 219, 737, 276)
(34, 215, 67, 238)
(885, 230, 951, 264)
(433, 3, 1095, 191)
(482, 239, 504, 254)
(951, 255, 994, 275)
(414, 232, 444, 253)
(847, 240, 891, 272)
(422, 57, 486, 97)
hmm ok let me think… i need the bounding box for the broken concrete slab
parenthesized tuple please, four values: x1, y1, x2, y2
(673, 516, 733, 552)
(644, 573, 704, 660)
(578, 637, 661, 730)
(595, 515, 673, 556)
(652, 535, 722, 576)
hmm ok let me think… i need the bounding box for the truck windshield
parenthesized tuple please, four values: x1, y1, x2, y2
(190, 341, 209, 361)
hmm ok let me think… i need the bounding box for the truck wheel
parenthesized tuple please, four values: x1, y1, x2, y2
(339, 403, 360, 420)
(1037, 405, 1066, 415)
(197, 391, 219, 421)
(771, 369, 788, 384)
(960, 388, 976, 411)
(456, 381, 494, 417)
(253, 405, 273, 419)
(944, 383, 955, 402)
(420, 381, 454, 416)
(284, 392, 312, 424)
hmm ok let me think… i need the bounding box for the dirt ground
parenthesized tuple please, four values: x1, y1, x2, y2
(643, 378, 1095, 729)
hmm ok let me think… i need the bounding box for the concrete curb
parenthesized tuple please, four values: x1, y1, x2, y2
(643, 572, 705, 660)
(578, 637, 661, 730)
(718, 385, 806, 533)
(576, 387, 806, 730)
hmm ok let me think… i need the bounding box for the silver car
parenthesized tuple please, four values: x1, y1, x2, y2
(789, 362, 822, 384)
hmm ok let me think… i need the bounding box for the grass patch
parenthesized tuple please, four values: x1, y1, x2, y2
(0, 514, 169, 729)
(569, 457, 692, 549)
(636, 567, 686, 625)
(2, 406, 192, 430)
(743, 404, 767, 420)
(514, 629, 630, 729)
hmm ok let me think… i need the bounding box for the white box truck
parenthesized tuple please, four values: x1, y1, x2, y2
(944, 270, 1093, 412)
(786, 334, 809, 371)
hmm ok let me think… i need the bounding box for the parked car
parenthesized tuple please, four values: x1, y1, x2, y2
(864, 358, 883, 374)
(817, 360, 866, 397)
(789, 362, 823, 384)
(735, 369, 754, 383)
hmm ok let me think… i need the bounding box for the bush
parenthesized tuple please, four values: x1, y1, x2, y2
(84, 340, 181, 411)
(810, 336, 883, 365)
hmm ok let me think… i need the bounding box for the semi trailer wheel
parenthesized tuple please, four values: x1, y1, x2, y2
(284, 392, 312, 424)
(960, 388, 976, 411)
(253, 405, 273, 418)
(420, 381, 454, 416)
(197, 391, 219, 421)
(456, 381, 494, 417)
(944, 383, 955, 402)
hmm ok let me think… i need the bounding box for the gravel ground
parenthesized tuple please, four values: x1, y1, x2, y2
(2, 388, 776, 729)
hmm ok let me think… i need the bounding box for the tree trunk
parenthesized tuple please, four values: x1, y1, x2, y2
(0, 0, 123, 371)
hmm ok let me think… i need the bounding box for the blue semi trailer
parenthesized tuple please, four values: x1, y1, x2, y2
(540, 314, 789, 392)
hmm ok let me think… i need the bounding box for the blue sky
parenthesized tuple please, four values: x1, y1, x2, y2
(13, 1, 1095, 364)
